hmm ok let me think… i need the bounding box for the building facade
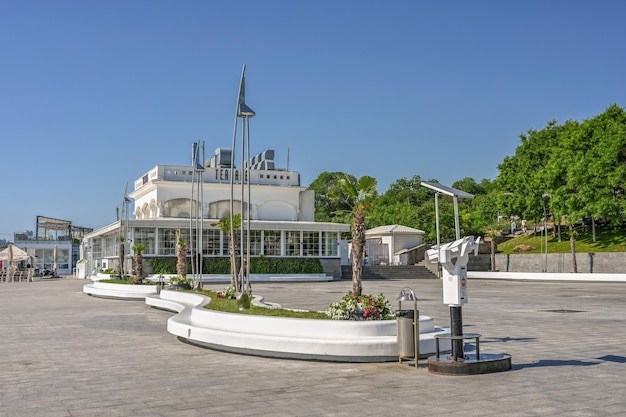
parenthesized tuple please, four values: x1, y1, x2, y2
(82, 147, 349, 278)
(11, 216, 92, 276)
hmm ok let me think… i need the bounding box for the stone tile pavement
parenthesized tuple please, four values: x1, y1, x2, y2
(1, 277, 626, 416)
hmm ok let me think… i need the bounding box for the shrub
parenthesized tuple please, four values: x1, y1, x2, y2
(148, 256, 323, 274)
(327, 292, 393, 320)
(169, 276, 193, 290)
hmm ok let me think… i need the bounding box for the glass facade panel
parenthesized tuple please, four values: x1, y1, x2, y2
(302, 231, 319, 257)
(285, 231, 300, 256)
(103, 236, 117, 257)
(92, 239, 102, 259)
(208, 200, 242, 219)
(159, 228, 193, 256)
(263, 230, 281, 256)
(162, 198, 198, 218)
(134, 227, 155, 254)
(249, 230, 262, 256)
(203, 229, 222, 255)
(322, 232, 338, 256)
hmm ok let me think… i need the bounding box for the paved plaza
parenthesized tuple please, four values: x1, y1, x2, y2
(1, 277, 625, 416)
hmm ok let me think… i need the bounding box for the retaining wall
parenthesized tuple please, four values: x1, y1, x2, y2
(469, 252, 626, 273)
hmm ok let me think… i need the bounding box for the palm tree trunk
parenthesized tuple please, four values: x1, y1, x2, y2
(119, 241, 125, 276)
(135, 253, 143, 282)
(351, 210, 365, 296)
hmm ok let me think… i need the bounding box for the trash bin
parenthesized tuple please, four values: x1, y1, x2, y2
(396, 309, 415, 358)
(156, 281, 165, 295)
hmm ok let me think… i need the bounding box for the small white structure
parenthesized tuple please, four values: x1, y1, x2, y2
(364, 225, 425, 266)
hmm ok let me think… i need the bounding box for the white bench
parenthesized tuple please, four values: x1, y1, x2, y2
(146, 290, 450, 362)
(83, 281, 157, 299)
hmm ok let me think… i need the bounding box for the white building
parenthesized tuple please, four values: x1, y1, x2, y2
(12, 216, 93, 276)
(82, 147, 349, 278)
(364, 224, 425, 266)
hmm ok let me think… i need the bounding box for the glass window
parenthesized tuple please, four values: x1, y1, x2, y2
(302, 231, 319, 257)
(203, 229, 222, 255)
(263, 230, 281, 256)
(104, 236, 117, 257)
(134, 227, 155, 254)
(208, 200, 244, 219)
(322, 232, 338, 256)
(92, 239, 102, 259)
(285, 231, 300, 257)
(162, 198, 198, 218)
(162, 229, 194, 256)
(249, 230, 262, 256)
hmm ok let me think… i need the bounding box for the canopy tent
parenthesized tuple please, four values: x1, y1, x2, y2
(0, 245, 29, 282)
(0, 244, 29, 263)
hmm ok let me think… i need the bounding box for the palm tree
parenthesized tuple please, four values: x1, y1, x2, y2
(330, 175, 377, 296)
(131, 243, 146, 284)
(119, 237, 125, 277)
(211, 214, 242, 290)
(175, 230, 188, 278)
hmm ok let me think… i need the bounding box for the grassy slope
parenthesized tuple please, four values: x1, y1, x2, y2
(496, 224, 626, 255)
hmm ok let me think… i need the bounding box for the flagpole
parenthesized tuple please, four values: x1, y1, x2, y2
(231, 65, 255, 293)
(230, 66, 244, 291)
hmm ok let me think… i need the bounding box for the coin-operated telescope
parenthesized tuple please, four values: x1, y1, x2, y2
(426, 236, 480, 306)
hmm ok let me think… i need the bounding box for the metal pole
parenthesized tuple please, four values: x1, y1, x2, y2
(435, 192, 441, 278)
(543, 207, 548, 272)
(190, 143, 196, 280)
(246, 119, 252, 294)
(199, 141, 205, 286)
(240, 117, 246, 293)
(450, 305, 464, 361)
(414, 297, 419, 369)
(453, 195, 460, 240)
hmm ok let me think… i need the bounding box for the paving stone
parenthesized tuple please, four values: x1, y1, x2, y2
(1, 278, 626, 416)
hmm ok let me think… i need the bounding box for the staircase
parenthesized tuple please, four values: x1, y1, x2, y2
(341, 264, 438, 280)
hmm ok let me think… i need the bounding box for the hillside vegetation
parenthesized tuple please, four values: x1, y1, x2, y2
(496, 224, 626, 255)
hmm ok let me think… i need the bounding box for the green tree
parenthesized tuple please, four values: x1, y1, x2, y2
(175, 229, 188, 278)
(570, 105, 626, 241)
(118, 237, 125, 276)
(377, 175, 431, 207)
(309, 171, 357, 222)
(212, 214, 242, 290)
(131, 243, 146, 284)
(330, 174, 377, 296)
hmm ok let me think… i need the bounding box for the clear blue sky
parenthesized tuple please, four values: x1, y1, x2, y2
(1, 0, 625, 240)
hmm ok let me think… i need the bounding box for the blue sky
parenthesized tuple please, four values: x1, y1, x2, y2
(1, 0, 625, 239)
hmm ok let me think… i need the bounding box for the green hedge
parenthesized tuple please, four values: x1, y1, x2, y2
(147, 258, 177, 274)
(146, 255, 323, 275)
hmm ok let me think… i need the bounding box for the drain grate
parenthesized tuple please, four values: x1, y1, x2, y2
(541, 309, 586, 313)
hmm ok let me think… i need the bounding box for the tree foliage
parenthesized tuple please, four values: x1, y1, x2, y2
(309, 104, 626, 266)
